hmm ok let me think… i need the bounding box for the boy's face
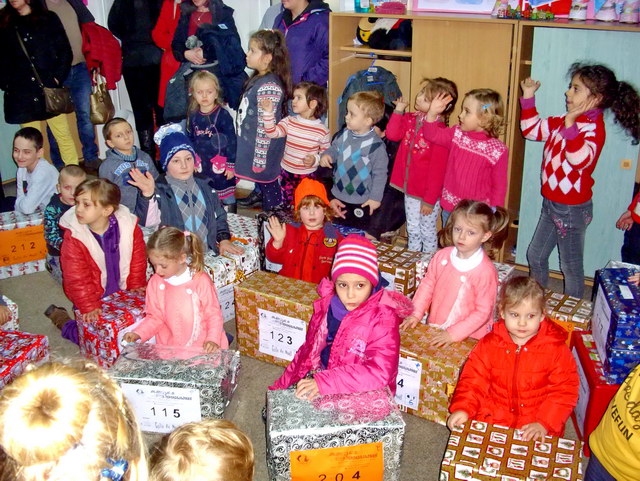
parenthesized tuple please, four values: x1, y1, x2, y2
(345, 100, 374, 135)
(57, 174, 86, 206)
(299, 201, 324, 231)
(74, 191, 112, 227)
(502, 297, 544, 347)
(335, 273, 373, 311)
(106, 122, 134, 154)
(13, 136, 43, 173)
(166, 150, 195, 180)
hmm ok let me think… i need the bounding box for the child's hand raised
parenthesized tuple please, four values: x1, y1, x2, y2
(123, 332, 141, 344)
(520, 422, 547, 442)
(393, 96, 409, 112)
(429, 330, 454, 347)
(616, 210, 634, 231)
(267, 216, 287, 248)
(427, 92, 453, 121)
(295, 378, 320, 401)
(303, 154, 317, 168)
(520, 77, 541, 98)
(447, 410, 469, 431)
(259, 98, 274, 114)
(128, 168, 155, 198)
(83, 308, 102, 322)
(319, 154, 334, 168)
(219, 239, 244, 256)
(329, 199, 346, 219)
(361, 199, 381, 216)
(203, 341, 219, 354)
(400, 315, 420, 331)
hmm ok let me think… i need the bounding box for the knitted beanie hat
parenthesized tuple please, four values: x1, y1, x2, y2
(331, 235, 379, 286)
(294, 178, 330, 210)
(154, 124, 198, 171)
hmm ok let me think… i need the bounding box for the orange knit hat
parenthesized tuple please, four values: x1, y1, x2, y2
(294, 178, 330, 210)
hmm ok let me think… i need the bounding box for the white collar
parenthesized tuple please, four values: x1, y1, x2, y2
(450, 247, 484, 272)
(164, 268, 193, 286)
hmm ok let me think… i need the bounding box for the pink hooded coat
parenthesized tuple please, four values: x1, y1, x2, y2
(270, 278, 413, 395)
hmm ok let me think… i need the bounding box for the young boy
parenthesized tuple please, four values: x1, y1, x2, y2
(98, 117, 159, 217)
(13, 127, 59, 215)
(319, 91, 388, 233)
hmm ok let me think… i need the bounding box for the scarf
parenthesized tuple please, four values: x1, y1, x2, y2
(166, 175, 208, 243)
(320, 295, 350, 369)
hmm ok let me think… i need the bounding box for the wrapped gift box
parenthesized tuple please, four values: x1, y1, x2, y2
(570, 331, 620, 456)
(441, 420, 583, 481)
(110, 345, 240, 433)
(0, 331, 49, 388)
(0, 295, 19, 331)
(256, 211, 294, 273)
(75, 290, 146, 368)
(235, 271, 318, 367)
(0, 210, 47, 279)
(545, 291, 592, 345)
(373, 241, 425, 297)
(223, 241, 260, 278)
(266, 388, 405, 481)
(396, 324, 476, 425)
(227, 213, 259, 247)
(333, 223, 367, 237)
(204, 252, 239, 288)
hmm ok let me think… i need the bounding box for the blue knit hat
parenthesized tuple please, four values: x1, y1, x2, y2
(154, 124, 198, 171)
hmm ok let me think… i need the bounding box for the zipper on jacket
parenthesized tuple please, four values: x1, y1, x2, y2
(511, 345, 521, 418)
(298, 233, 311, 279)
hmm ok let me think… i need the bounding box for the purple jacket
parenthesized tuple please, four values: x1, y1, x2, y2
(270, 277, 413, 395)
(273, 1, 330, 86)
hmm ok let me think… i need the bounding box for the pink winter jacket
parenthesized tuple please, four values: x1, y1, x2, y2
(270, 278, 413, 395)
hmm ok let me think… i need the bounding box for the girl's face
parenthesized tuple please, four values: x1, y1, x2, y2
(458, 96, 485, 132)
(565, 75, 597, 113)
(192, 0, 209, 10)
(9, 0, 30, 14)
(299, 202, 324, 231)
(75, 192, 113, 228)
(451, 214, 492, 259)
(192, 78, 218, 113)
(414, 90, 432, 113)
(335, 273, 373, 311)
(502, 297, 544, 346)
(292, 88, 316, 119)
(246, 40, 271, 73)
(149, 250, 188, 279)
(166, 150, 195, 180)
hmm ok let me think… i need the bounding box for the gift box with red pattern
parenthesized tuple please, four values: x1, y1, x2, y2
(0, 330, 49, 388)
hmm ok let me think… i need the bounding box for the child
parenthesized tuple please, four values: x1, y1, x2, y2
(260, 81, 330, 208)
(521, 64, 640, 298)
(270, 235, 412, 399)
(13, 127, 59, 214)
(99, 117, 159, 216)
(319, 91, 388, 233)
(422, 88, 509, 224)
(387, 78, 458, 252)
(401, 200, 508, 346)
(0, 361, 148, 481)
(122, 227, 228, 353)
(447, 276, 579, 441)
(265, 178, 341, 284)
(186, 71, 237, 212)
(58, 179, 147, 343)
(44, 165, 87, 283)
(135, 124, 243, 256)
(235, 29, 290, 211)
(150, 419, 254, 481)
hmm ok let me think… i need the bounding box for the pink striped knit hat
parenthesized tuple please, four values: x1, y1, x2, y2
(331, 235, 379, 286)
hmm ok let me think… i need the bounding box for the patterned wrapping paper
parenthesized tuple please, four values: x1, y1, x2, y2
(227, 213, 260, 247)
(266, 388, 405, 481)
(333, 224, 367, 237)
(544, 291, 592, 345)
(256, 211, 294, 273)
(204, 252, 239, 288)
(441, 420, 584, 481)
(397, 324, 476, 425)
(75, 290, 146, 369)
(0, 210, 47, 279)
(234, 271, 318, 367)
(0, 295, 19, 331)
(0, 330, 49, 388)
(605, 259, 640, 270)
(372, 241, 425, 297)
(222, 241, 260, 277)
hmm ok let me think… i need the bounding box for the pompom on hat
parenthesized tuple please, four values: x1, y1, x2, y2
(294, 178, 330, 210)
(331, 235, 379, 287)
(154, 123, 199, 171)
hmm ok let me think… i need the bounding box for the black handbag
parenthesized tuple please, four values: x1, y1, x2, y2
(15, 30, 74, 115)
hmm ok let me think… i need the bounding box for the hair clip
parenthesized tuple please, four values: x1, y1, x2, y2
(100, 458, 128, 481)
(482, 103, 491, 110)
(183, 230, 191, 237)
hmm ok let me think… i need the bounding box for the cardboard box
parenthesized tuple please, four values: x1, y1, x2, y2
(570, 331, 620, 456)
(545, 291, 592, 345)
(110, 345, 240, 433)
(0, 211, 47, 279)
(396, 324, 476, 425)
(227, 213, 259, 247)
(266, 388, 405, 481)
(223, 241, 260, 278)
(441, 420, 584, 480)
(373, 241, 425, 297)
(234, 271, 318, 367)
(0, 331, 49, 388)
(0, 295, 19, 331)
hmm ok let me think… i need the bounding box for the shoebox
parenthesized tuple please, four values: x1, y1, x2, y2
(0, 210, 47, 279)
(75, 290, 146, 369)
(222, 241, 260, 278)
(203, 251, 243, 323)
(570, 331, 620, 456)
(0, 330, 49, 388)
(372, 241, 425, 297)
(440, 420, 583, 481)
(234, 271, 318, 368)
(266, 388, 405, 481)
(0, 295, 19, 331)
(545, 291, 592, 345)
(396, 324, 476, 425)
(227, 213, 259, 247)
(110, 345, 240, 433)
(591, 268, 640, 383)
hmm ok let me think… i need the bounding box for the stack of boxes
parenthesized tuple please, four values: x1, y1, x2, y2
(0, 210, 47, 279)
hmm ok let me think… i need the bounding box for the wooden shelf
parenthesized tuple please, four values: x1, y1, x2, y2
(338, 45, 413, 58)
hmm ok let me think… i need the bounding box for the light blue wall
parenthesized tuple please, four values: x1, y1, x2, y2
(515, 28, 640, 277)
(0, 95, 18, 182)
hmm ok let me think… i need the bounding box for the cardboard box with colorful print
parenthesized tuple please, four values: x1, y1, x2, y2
(545, 290, 592, 344)
(227, 213, 260, 247)
(0, 210, 47, 279)
(373, 241, 425, 297)
(0, 330, 49, 388)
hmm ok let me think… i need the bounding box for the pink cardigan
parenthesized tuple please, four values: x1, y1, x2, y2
(411, 247, 498, 341)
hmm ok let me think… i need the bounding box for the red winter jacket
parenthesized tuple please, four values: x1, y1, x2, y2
(81, 22, 122, 89)
(449, 319, 579, 436)
(59, 206, 147, 314)
(152, 0, 182, 106)
(265, 222, 341, 284)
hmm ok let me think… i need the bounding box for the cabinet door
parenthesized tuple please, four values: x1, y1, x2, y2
(516, 28, 640, 276)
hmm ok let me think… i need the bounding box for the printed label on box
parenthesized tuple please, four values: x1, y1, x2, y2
(619, 284, 634, 300)
(572, 347, 589, 435)
(394, 356, 422, 409)
(592, 286, 612, 362)
(218, 283, 235, 322)
(0, 225, 47, 267)
(290, 442, 384, 481)
(120, 383, 201, 433)
(258, 308, 306, 361)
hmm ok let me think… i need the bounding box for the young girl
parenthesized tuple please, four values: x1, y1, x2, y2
(423, 89, 509, 224)
(186, 71, 237, 212)
(235, 29, 290, 211)
(521, 63, 640, 298)
(447, 276, 579, 441)
(260, 81, 330, 208)
(265, 178, 341, 284)
(401, 200, 508, 346)
(58, 179, 147, 343)
(387, 77, 458, 252)
(0, 361, 148, 481)
(270, 235, 413, 399)
(122, 227, 228, 353)
(150, 419, 254, 481)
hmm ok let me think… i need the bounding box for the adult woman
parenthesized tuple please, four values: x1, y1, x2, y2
(152, 0, 182, 109)
(0, 0, 79, 166)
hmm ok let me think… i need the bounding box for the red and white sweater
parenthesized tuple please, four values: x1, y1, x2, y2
(520, 96, 606, 205)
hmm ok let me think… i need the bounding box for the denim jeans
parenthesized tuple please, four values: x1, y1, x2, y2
(584, 452, 616, 481)
(527, 198, 593, 298)
(48, 62, 99, 167)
